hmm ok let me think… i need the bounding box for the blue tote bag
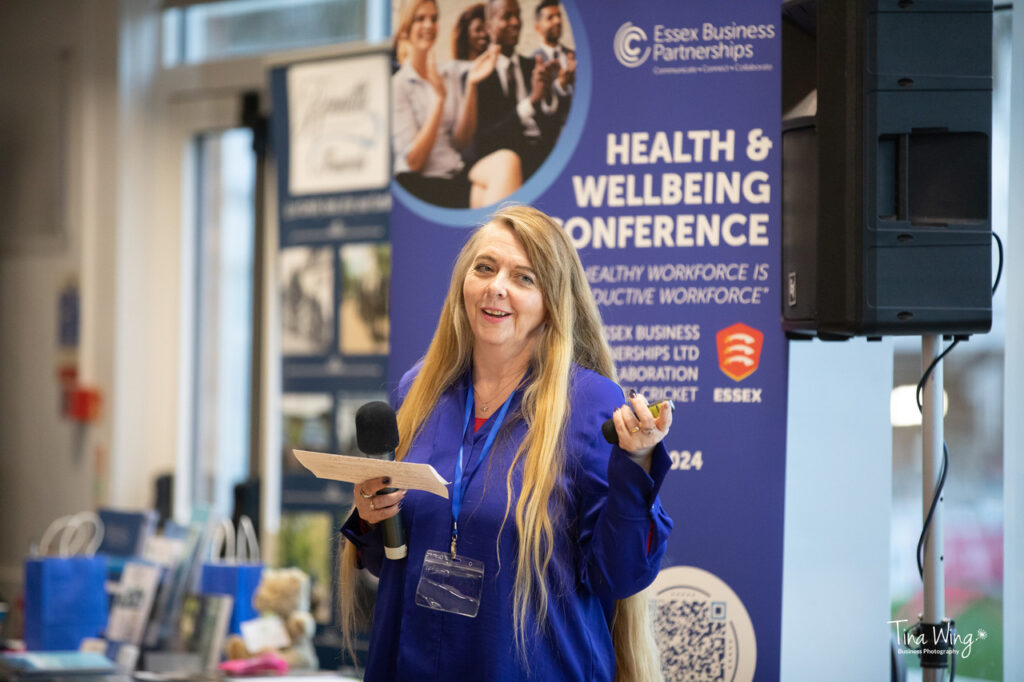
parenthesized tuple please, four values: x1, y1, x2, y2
(24, 513, 109, 650)
(199, 516, 262, 634)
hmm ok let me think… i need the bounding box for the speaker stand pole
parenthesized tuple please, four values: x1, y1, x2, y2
(920, 334, 948, 681)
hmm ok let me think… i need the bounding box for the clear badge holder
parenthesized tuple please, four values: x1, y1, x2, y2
(415, 549, 485, 618)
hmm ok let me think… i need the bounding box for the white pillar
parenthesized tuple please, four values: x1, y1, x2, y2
(1002, 7, 1024, 676)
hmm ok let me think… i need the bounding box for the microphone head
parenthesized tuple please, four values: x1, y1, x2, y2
(601, 418, 620, 446)
(355, 401, 400, 455)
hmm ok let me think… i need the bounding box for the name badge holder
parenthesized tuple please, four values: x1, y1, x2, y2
(415, 382, 514, 618)
(415, 550, 485, 618)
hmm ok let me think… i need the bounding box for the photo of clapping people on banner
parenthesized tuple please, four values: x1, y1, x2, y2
(392, 0, 576, 209)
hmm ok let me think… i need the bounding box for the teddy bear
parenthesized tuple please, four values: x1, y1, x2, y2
(224, 567, 319, 670)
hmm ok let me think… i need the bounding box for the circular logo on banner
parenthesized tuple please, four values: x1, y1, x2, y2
(613, 22, 650, 68)
(651, 566, 757, 681)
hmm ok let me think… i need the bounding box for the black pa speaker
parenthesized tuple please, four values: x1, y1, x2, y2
(781, 0, 993, 339)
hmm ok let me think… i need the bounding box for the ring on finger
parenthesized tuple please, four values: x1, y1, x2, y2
(630, 426, 640, 434)
(359, 487, 373, 499)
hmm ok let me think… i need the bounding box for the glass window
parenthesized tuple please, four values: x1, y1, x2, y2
(190, 128, 257, 519)
(162, 0, 367, 67)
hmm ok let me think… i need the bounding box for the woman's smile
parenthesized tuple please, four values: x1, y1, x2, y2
(482, 307, 511, 320)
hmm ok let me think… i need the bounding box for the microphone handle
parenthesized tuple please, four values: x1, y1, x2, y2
(378, 486, 407, 560)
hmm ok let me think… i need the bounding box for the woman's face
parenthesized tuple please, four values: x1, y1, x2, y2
(468, 17, 489, 59)
(407, 2, 439, 53)
(462, 224, 546, 361)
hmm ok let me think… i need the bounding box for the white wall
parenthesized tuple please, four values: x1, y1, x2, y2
(781, 340, 893, 681)
(0, 0, 121, 597)
(110, 0, 178, 514)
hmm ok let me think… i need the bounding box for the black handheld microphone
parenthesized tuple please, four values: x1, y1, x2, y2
(601, 400, 675, 445)
(355, 401, 407, 560)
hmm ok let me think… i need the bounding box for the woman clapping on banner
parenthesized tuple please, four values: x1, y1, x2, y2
(339, 205, 674, 681)
(393, 0, 521, 208)
(452, 3, 489, 63)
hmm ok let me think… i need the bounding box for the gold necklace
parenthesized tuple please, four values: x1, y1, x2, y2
(475, 374, 522, 414)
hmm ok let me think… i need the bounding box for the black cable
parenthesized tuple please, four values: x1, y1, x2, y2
(910, 225, 1000, 414)
(916, 443, 949, 579)
(904, 217, 1004, 675)
(992, 232, 1004, 295)
(915, 339, 961, 413)
(913, 340, 957, 682)
(907, 228, 1001, 679)
(913, 334, 958, 582)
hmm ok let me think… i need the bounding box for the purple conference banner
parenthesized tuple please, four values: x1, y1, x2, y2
(389, 2, 785, 679)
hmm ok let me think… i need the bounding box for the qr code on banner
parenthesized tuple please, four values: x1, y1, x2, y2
(655, 599, 727, 681)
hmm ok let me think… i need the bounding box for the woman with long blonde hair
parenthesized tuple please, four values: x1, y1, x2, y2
(340, 205, 673, 680)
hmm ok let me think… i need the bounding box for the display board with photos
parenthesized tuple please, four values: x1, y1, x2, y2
(271, 48, 394, 472)
(270, 49, 392, 665)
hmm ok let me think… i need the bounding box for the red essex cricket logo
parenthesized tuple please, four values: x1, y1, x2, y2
(716, 323, 764, 382)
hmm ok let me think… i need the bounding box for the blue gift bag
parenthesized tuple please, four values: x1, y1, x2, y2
(24, 555, 109, 650)
(199, 517, 262, 634)
(199, 562, 262, 634)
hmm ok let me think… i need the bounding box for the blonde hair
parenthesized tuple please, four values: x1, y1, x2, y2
(393, 0, 437, 65)
(339, 205, 662, 681)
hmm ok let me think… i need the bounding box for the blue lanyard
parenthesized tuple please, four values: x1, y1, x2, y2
(450, 378, 514, 557)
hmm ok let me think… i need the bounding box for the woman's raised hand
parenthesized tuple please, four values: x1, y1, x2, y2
(467, 44, 500, 86)
(612, 391, 673, 465)
(354, 477, 406, 526)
